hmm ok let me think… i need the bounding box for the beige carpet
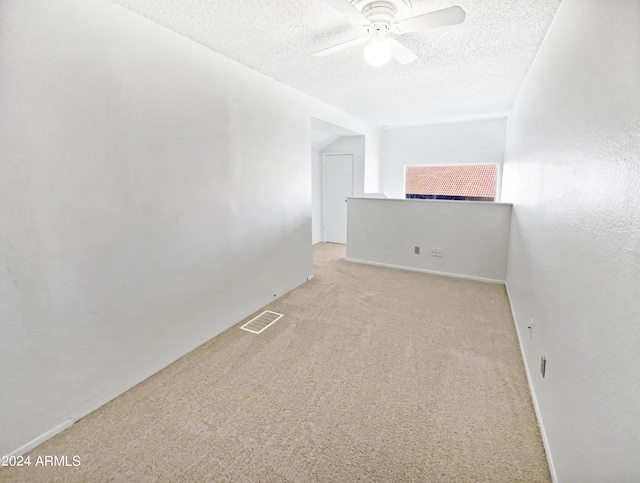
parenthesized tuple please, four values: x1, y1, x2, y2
(1, 243, 550, 482)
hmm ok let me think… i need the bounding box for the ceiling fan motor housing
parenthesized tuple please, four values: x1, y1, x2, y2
(316, 0, 465, 65)
(351, 0, 412, 25)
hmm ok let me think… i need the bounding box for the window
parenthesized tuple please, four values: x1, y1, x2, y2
(405, 164, 497, 201)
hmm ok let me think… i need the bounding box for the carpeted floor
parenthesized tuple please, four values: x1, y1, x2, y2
(1, 243, 550, 482)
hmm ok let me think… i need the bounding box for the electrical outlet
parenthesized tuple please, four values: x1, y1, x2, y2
(414, 246, 420, 255)
(540, 355, 546, 378)
(436, 248, 442, 257)
(431, 247, 437, 257)
(528, 318, 534, 338)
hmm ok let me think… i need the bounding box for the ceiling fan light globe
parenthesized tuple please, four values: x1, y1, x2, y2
(364, 40, 392, 65)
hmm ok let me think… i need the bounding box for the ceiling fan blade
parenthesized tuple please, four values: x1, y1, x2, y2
(320, 0, 370, 26)
(387, 39, 417, 64)
(394, 6, 466, 34)
(315, 36, 367, 57)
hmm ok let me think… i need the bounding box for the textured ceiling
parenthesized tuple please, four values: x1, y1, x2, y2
(108, 0, 562, 127)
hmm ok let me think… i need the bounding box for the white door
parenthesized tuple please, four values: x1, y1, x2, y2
(324, 154, 353, 244)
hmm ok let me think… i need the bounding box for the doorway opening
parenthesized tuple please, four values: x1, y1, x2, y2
(310, 118, 363, 248)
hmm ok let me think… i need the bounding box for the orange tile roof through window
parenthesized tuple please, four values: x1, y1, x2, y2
(405, 164, 497, 199)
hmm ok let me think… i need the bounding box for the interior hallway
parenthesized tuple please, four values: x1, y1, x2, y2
(0, 243, 549, 482)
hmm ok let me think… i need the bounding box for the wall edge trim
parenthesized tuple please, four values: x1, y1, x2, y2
(345, 257, 505, 284)
(4, 419, 73, 458)
(505, 283, 558, 483)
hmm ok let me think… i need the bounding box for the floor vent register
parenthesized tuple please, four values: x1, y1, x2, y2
(240, 311, 283, 334)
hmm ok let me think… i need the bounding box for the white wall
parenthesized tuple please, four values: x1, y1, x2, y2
(362, 135, 381, 195)
(347, 198, 512, 282)
(380, 118, 507, 199)
(311, 150, 323, 244)
(0, 0, 378, 456)
(502, 0, 640, 481)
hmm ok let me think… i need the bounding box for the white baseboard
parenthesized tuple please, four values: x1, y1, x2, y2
(5, 419, 73, 458)
(505, 283, 558, 483)
(345, 257, 505, 284)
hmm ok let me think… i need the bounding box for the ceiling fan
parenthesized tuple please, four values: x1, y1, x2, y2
(316, 0, 465, 65)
